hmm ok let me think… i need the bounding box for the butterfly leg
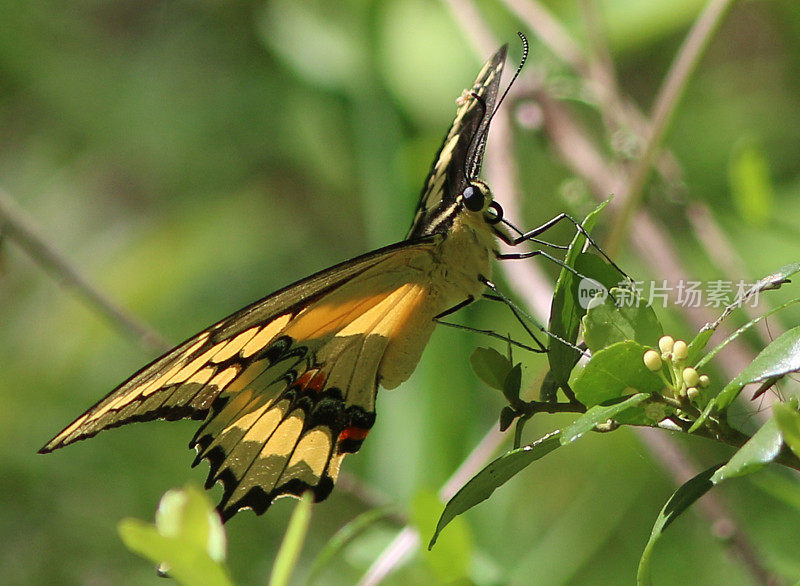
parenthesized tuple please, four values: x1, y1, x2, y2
(496, 212, 628, 280)
(434, 296, 475, 320)
(494, 248, 588, 283)
(433, 295, 545, 353)
(480, 278, 589, 357)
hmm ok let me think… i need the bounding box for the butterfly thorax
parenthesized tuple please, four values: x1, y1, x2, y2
(428, 206, 496, 301)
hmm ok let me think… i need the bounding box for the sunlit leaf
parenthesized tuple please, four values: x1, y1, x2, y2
(712, 326, 800, 412)
(561, 393, 649, 444)
(118, 486, 231, 586)
(430, 431, 561, 549)
(687, 327, 714, 366)
(711, 416, 783, 483)
(582, 290, 662, 353)
(637, 465, 722, 585)
(572, 341, 663, 407)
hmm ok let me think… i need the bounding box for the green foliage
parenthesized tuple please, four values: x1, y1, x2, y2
(572, 340, 663, 406)
(435, 203, 800, 583)
(774, 402, 800, 460)
(636, 465, 721, 585)
(710, 416, 784, 483)
(469, 347, 514, 393)
(547, 199, 611, 386)
(429, 432, 562, 550)
(582, 288, 663, 352)
(118, 485, 231, 586)
(715, 326, 800, 411)
(560, 394, 649, 444)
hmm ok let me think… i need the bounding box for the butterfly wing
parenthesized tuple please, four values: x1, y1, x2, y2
(409, 44, 506, 238)
(42, 236, 448, 519)
(42, 45, 509, 521)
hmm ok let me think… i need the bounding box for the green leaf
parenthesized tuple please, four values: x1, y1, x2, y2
(561, 394, 650, 444)
(711, 416, 783, 484)
(413, 489, 471, 583)
(713, 325, 800, 412)
(499, 406, 516, 432)
(574, 252, 627, 298)
(637, 465, 722, 585)
(582, 288, 662, 353)
(429, 431, 561, 549)
(773, 402, 800, 461)
(502, 363, 522, 405)
(549, 199, 612, 386)
(470, 347, 512, 391)
(270, 492, 314, 586)
(305, 508, 393, 585)
(118, 486, 231, 586)
(687, 327, 714, 366)
(155, 485, 225, 561)
(572, 341, 663, 407)
(539, 369, 560, 402)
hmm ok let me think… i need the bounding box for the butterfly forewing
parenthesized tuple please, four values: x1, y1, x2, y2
(42, 46, 508, 521)
(409, 45, 506, 238)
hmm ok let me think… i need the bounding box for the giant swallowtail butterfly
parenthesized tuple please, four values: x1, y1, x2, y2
(42, 44, 521, 521)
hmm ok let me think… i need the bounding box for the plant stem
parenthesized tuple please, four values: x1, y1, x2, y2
(606, 0, 736, 254)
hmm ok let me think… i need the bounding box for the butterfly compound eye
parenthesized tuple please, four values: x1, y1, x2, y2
(462, 184, 485, 212)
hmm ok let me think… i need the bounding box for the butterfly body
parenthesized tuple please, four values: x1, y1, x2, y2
(42, 45, 508, 520)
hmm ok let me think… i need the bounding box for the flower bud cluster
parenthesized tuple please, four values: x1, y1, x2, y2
(643, 335, 711, 403)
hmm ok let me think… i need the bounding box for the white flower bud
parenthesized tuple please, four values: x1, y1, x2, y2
(643, 350, 663, 372)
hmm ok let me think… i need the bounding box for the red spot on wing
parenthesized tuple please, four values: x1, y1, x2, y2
(339, 426, 370, 442)
(308, 371, 327, 393)
(295, 370, 315, 389)
(294, 369, 328, 393)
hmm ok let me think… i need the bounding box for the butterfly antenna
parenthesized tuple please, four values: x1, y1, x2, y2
(486, 32, 529, 132)
(463, 33, 529, 184)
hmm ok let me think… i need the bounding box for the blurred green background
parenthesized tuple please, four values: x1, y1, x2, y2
(2, 0, 800, 584)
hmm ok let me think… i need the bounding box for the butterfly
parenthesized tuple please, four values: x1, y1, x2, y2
(41, 44, 518, 522)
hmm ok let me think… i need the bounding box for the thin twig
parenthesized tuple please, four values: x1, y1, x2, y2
(441, 0, 499, 57)
(499, 0, 586, 75)
(688, 201, 781, 352)
(357, 526, 419, 586)
(0, 187, 170, 353)
(607, 0, 736, 253)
